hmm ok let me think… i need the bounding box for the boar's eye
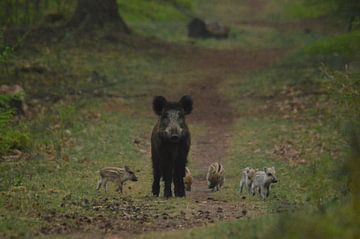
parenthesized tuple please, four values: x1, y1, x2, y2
(267, 173, 272, 177)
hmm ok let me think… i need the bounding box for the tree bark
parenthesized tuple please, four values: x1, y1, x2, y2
(68, 0, 130, 33)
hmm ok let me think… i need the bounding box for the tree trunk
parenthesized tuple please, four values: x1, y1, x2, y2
(68, 0, 130, 33)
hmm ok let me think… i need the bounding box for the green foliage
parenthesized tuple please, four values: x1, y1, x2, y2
(0, 94, 23, 109)
(0, 110, 32, 155)
(0, 108, 13, 128)
(0, 127, 32, 154)
(0, 46, 14, 66)
(0, 95, 32, 155)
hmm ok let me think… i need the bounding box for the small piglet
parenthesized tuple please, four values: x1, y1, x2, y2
(96, 166, 138, 193)
(184, 167, 193, 191)
(206, 162, 225, 192)
(239, 167, 256, 194)
(250, 167, 277, 199)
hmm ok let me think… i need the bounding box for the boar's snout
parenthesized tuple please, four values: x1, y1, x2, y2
(132, 175, 138, 181)
(170, 134, 180, 142)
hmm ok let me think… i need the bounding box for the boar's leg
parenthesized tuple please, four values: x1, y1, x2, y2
(152, 149, 161, 196)
(173, 161, 186, 197)
(152, 162, 161, 197)
(174, 177, 185, 197)
(152, 169, 161, 196)
(173, 175, 185, 197)
(163, 167, 173, 198)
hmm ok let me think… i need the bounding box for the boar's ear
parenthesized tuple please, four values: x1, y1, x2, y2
(124, 166, 130, 172)
(153, 96, 167, 115)
(264, 167, 267, 173)
(179, 95, 193, 115)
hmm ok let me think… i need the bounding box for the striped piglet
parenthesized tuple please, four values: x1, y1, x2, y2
(96, 166, 138, 193)
(206, 162, 225, 192)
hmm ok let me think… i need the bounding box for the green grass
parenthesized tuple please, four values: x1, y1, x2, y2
(194, 0, 336, 23)
(119, 0, 190, 23)
(284, 0, 338, 20)
(117, 0, 194, 45)
(304, 30, 360, 58)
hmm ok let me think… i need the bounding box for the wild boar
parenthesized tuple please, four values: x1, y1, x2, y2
(151, 95, 193, 197)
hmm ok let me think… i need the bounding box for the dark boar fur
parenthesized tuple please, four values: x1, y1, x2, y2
(151, 95, 193, 198)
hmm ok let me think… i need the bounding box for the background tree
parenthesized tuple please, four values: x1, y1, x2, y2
(68, 0, 130, 33)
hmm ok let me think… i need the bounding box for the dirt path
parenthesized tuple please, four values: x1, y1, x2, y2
(180, 47, 287, 221)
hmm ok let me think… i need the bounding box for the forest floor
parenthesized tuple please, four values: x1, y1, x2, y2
(0, 0, 351, 238)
